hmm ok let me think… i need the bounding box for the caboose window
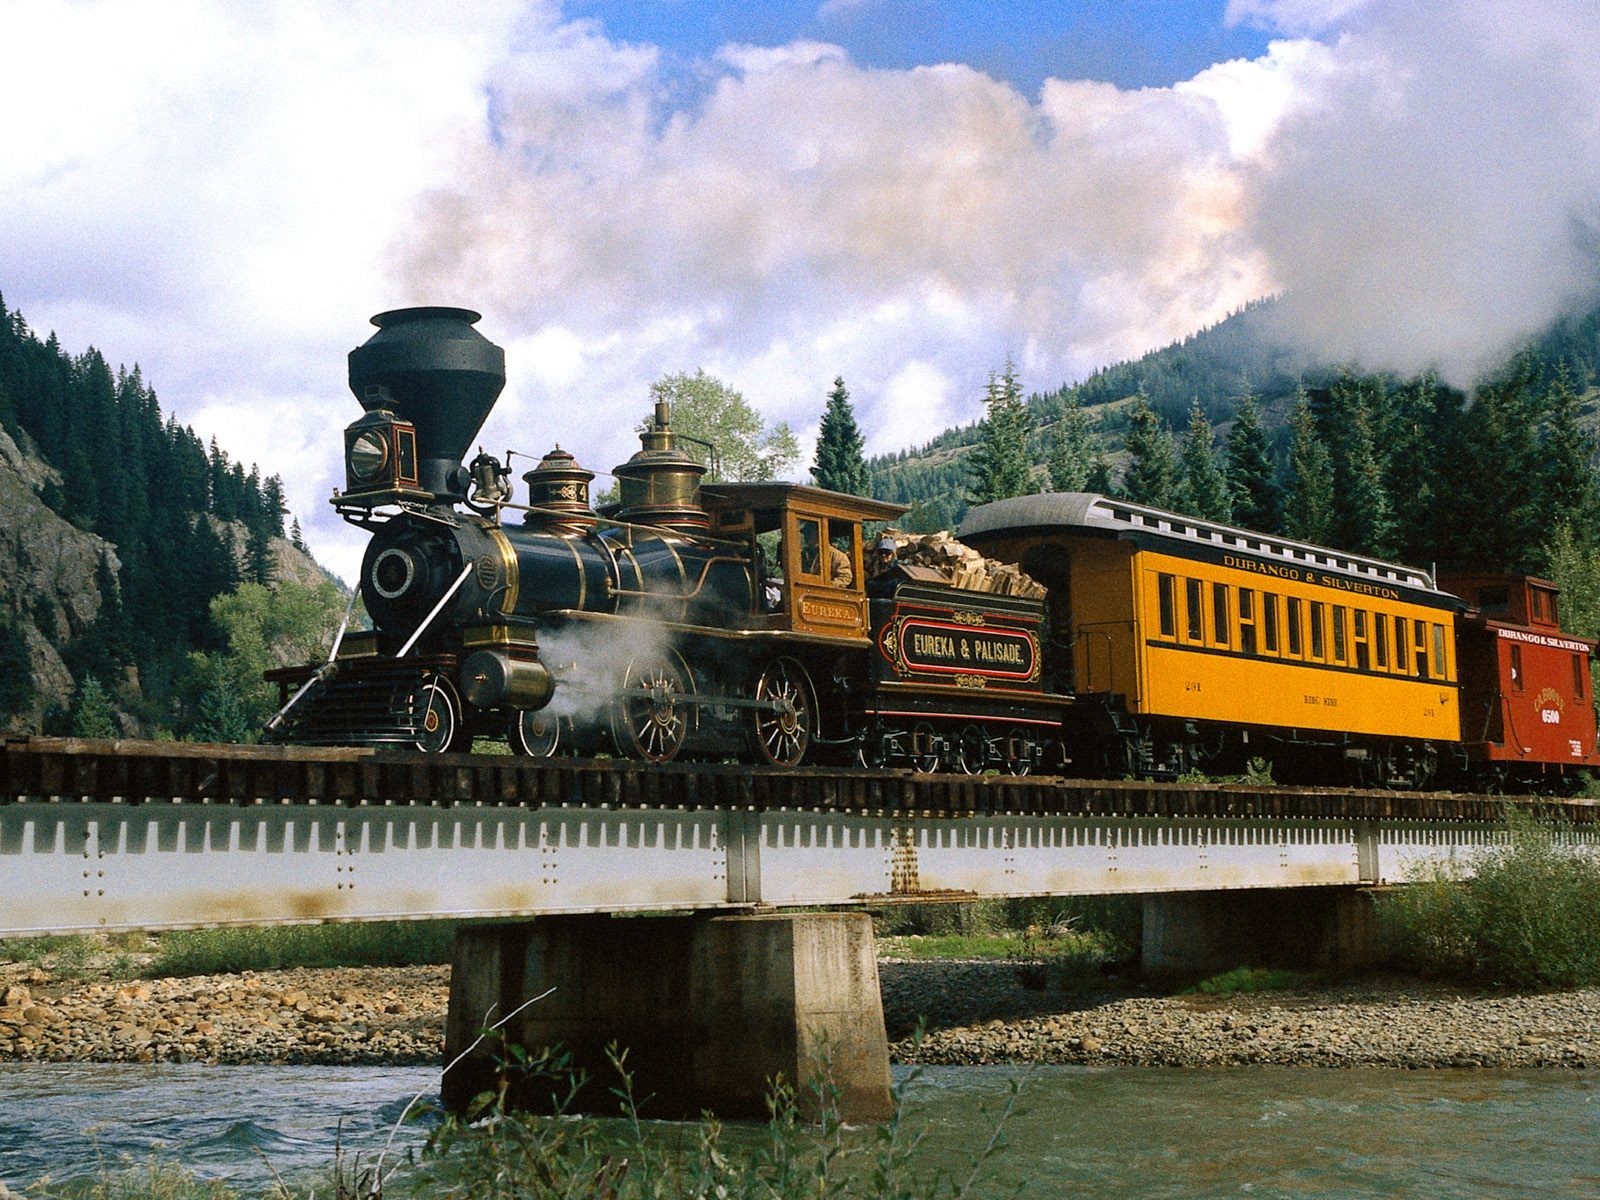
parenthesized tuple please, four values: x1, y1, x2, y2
(1212, 583, 1230, 646)
(1185, 578, 1203, 641)
(1263, 592, 1279, 653)
(1332, 605, 1347, 663)
(1509, 643, 1523, 690)
(1287, 599, 1302, 657)
(1158, 574, 1176, 637)
(1310, 601, 1326, 659)
(1575, 654, 1587, 699)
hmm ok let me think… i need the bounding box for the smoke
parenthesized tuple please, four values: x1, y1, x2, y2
(1240, 0, 1600, 383)
(534, 616, 681, 723)
(394, 0, 1600, 478)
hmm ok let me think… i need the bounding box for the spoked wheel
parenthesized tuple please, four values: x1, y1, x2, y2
(1003, 727, 1034, 777)
(855, 722, 889, 770)
(407, 672, 465, 754)
(955, 723, 988, 775)
(508, 708, 562, 757)
(611, 656, 691, 763)
(750, 657, 814, 767)
(908, 721, 941, 773)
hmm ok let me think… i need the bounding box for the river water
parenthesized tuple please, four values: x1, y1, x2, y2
(1, 1063, 1597, 1197)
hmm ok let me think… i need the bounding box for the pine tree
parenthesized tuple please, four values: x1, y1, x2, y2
(1225, 385, 1279, 532)
(968, 359, 1034, 504)
(1086, 454, 1116, 496)
(191, 677, 254, 744)
(1120, 392, 1179, 509)
(1342, 403, 1393, 558)
(1541, 364, 1600, 549)
(1177, 401, 1232, 522)
(0, 612, 34, 723)
(290, 518, 307, 552)
(1283, 389, 1335, 545)
(1046, 393, 1093, 492)
(70, 675, 118, 739)
(811, 376, 869, 496)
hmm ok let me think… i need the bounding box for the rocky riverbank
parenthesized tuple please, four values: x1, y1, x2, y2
(3, 958, 1596, 1070)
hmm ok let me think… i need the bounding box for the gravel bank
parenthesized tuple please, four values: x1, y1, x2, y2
(3, 958, 1595, 1070)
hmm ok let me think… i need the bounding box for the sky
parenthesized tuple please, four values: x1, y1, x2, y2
(3, 0, 1600, 584)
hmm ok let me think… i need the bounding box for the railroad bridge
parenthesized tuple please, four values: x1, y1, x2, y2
(4, 735, 1597, 1119)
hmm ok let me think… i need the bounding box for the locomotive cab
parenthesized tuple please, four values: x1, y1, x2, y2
(702, 482, 906, 639)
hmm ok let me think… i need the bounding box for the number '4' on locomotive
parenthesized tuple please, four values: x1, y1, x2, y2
(264, 307, 1070, 772)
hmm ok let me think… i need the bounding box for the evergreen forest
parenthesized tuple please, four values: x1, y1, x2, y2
(871, 297, 1600, 591)
(0, 294, 326, 735)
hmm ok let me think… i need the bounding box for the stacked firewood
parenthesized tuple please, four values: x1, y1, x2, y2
(880, 530, 1047, 598)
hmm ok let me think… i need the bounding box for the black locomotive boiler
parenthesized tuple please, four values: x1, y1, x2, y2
(266, 307, 1071, 771)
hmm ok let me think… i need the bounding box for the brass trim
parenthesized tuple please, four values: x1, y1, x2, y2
(487, 526, 519, 615)
(565, 537, 586, 609)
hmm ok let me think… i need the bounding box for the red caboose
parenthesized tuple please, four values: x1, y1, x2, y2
(1445, 574, 1600, 791)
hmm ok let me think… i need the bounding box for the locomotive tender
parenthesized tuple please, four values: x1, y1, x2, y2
(267, 306, 1600, 790)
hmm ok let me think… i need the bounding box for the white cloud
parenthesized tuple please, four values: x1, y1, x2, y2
(7, 0, 1600, 585)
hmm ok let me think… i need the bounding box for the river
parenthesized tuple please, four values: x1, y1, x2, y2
(2, 1063, 1596, 1197)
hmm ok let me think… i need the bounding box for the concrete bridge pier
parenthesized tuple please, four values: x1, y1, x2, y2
(1141, 885, 1379, 978)
(442, 911, 894, 1122)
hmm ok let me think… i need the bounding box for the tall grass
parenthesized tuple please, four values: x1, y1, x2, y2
(21, 1045, 1021, 1200)
(150, 921, 457, 977)
(1380, 813, 1600, 987)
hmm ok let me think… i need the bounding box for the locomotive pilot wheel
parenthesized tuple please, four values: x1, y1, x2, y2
(750, 657, 815, 767)
(611, 655, 691, 763)
(408, 672, 467, 755)
(508, 709, 562, 757)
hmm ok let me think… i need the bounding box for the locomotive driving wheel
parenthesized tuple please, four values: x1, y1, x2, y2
(611, 656, 691, 763)
(1002, 727, 1034, 776)
(407, 672, 467, 754)
(508, 709, 561, 757)
(954, 723, 988, 775)
(749, 657, 814, 767)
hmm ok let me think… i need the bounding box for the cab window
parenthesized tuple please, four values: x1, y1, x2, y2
(826, 519, 857, 588)
(795, 517, 824, 581)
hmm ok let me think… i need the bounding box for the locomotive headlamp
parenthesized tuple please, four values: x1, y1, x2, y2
(349, 429, 390, 481)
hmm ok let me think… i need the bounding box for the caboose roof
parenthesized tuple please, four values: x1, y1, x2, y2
(961, 492, 1456, 604)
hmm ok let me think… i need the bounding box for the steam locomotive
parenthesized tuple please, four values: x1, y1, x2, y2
(266, 306, 1600, 791)
(265, 306, 1069, 772)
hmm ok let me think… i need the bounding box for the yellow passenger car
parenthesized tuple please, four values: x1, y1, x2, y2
(960, 493, 1462, 785)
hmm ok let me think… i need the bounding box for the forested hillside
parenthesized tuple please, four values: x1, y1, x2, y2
(0, 294, 338, 738)
(869, 296, 1600, 579)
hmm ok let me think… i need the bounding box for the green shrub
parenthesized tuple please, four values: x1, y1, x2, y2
(1188, 967, 1311, 995)
(150, 920, 457, 977)
(1379, 813, 1600, 987)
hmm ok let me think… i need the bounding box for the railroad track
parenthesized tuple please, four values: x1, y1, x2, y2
(5, 735, 1597, 824)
